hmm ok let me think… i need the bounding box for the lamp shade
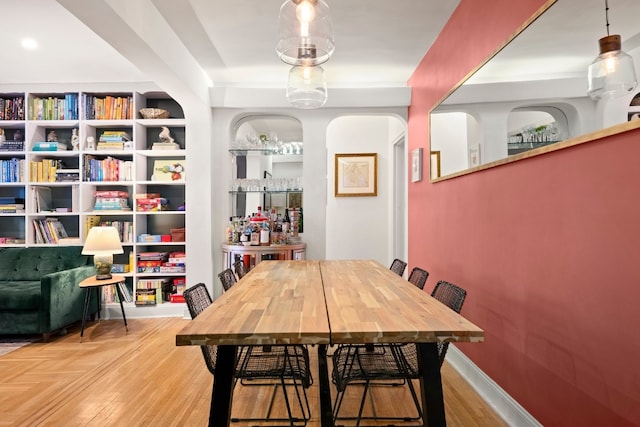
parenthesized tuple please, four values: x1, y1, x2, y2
(82, 226, 124, 255)
(286, 64, 328, 109)
(276, 0, 334, 66)
(587, 35, 638, 100)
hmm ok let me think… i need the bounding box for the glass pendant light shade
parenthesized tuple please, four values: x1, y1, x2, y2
(588, 35, 638, 100)
(286, 65, 328, 109)
(276, 0, 334, 66)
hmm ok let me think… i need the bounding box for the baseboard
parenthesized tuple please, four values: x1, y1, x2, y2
(446, 345, 542, 427)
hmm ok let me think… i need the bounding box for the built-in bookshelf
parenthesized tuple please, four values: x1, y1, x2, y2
(0, 90, 187, 318)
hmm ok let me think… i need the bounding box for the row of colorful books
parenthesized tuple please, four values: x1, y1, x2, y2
(0, 158, 24, 183)
(32, 217, 70, 244)
(83, 155, 133, 182)
(27, 94, 79, 121)
(0, 96, 25, 120)
(83, 94, 134, 120)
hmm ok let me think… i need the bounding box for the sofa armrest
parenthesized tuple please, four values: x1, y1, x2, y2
(39, 265, 97, 333)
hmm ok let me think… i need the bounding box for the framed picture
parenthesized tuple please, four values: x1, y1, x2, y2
(411, 148, 423, 182)
(430, 151, 441, 180)
(468, 145, 481, 168)
(334, 153, 378, 197)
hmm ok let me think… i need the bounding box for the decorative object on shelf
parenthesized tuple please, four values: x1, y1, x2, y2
(71, 128, 80, 151)
(152, 159, 185, 181)
(0, 128, 5, 143)
(152, 126, 179, 150)
(275, 0, 334, 66)
(82, 226, 124, 280)
(47, 131, 58, 142)
(334, 152, 378, 197)
(139, 107, 170, 119)
(587, 0, 637, 99)
(85, 136, 95, 150)
(12, 129, 23, 142)
(411, 147, 423, 183)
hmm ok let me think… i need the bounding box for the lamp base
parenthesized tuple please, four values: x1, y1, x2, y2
(94, 254, 114, 281)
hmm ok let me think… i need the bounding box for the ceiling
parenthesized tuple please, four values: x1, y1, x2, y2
(2, 0, 639, 93)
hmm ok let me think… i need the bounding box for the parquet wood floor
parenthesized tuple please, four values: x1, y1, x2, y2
(0, 318, 507, 426)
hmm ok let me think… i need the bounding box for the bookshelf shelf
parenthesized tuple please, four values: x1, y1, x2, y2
(0, 89, 188, 318)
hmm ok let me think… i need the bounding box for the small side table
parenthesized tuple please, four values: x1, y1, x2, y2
(79, 274, 129, 342)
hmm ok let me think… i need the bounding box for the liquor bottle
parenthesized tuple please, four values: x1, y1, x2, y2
(260, 221, 270, 246)
(282, 208, 290, 234)
(298, 207, 303, 233)
(226, 217, 234, 244)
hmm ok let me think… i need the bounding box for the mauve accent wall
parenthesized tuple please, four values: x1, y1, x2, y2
(408, 1, 640, 426)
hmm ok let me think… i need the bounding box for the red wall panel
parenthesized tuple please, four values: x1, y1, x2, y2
(408, 1, 640, 425)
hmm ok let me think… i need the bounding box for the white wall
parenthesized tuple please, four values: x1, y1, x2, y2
(325, 115, 402, 264)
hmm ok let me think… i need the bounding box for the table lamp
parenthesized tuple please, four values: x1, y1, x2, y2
(82, 226, 124, 280)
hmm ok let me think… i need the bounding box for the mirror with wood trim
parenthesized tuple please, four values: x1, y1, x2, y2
(430, 0, 640, 181)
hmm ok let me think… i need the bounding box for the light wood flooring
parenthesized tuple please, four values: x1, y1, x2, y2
(0, 318, 507, 426)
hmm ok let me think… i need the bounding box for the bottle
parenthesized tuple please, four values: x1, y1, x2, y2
(282, 208, 290, 234)
(298, 207, 303, 233)
(260, 221, 270, 246)
(225, 217, 234, 244)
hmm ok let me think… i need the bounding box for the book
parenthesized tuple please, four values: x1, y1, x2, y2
(32, 142, 68, 151)
(34, 187, 52, 212)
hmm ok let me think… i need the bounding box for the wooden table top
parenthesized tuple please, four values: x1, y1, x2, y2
(176, 260, 330, 346)
(79, 274, 125, 288)
(320, 260, 484, 344)
(176, 260, 484, 347)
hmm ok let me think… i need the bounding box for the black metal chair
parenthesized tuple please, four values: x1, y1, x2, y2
(218, 268, 237, 292)
(408, 266, 429, 290)
(183, 283, 312, 426)
(233, 259, 249, 279)
(389, 258, 407, 276)
(331, 280, 467, 426)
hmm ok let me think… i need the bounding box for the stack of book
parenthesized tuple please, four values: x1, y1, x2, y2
(137, 251, 168, 273)
(55, 168, 80, 182)
(135, 276, 171, 305)
(0, 197, 25, 213)
(0, 140, 24, 151)
(93, 190, 131, 211)
(32, 141, 68, 151)
(169, 277, 187, 303)
(96, 130, 131, 151)
(159, 251, 186, 273)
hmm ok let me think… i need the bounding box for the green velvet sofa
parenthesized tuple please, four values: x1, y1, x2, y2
(0, 246, 98, 341)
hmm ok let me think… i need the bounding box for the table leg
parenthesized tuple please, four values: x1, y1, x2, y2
(113, 283, 128, 331)
(317, 344, 335, 427)
(209, 345, 237, 427)
(80, 288, 91, 342)
(417, 342, 447, 427)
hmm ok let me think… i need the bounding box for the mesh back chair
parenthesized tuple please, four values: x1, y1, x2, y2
(218, 268, 237, 292)
(234, 259, 249, 279)
(183, 282, 312, 426)
(389, 258, 407, 276)
(331, 279, 467, 426)
(408, 266, 430, 290)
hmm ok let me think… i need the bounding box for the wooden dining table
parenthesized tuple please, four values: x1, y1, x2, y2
(175, 259, 484, 427)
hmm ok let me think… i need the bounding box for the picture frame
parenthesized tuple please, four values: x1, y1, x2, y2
(430, 151, 441, 180)
(334, 153, 378, 197)
(411, 148, 423, 182)
(468, 144, 481, 168)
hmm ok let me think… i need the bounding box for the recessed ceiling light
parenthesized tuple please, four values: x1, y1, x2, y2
(21, 38, 38, 50)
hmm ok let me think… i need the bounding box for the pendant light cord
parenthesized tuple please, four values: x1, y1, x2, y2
(604, 0, 610, 36)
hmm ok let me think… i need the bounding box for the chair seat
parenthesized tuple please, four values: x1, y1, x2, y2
(332, 344, 418, 391)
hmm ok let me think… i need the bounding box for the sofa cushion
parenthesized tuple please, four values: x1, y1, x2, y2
(0, 281, 42, 310)
(0, 246, 90, 281)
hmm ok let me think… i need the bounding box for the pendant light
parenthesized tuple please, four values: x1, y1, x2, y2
(286, 64, 327, 109)
(276, 0, 334, 66)
(587, 0, 638, 100)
